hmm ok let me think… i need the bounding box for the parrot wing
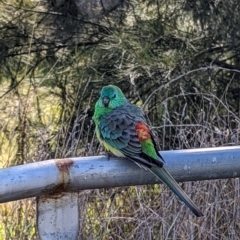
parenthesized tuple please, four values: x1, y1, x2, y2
(99, 104, 164, 168)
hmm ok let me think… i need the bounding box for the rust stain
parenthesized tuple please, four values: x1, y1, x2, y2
(41, 158, 74, 198)
(41, 184, 66, 199)
(55, 158, 74, 172)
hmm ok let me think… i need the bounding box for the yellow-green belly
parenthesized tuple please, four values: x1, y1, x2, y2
(96, 126, 125, 158)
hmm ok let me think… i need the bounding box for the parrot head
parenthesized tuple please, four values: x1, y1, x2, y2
(93, 85, 128, 121)
(98, 85, 127, 109)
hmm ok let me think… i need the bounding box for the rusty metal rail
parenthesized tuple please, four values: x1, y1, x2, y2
(1, 146, 240, 239)
(1, 146, 240, 203)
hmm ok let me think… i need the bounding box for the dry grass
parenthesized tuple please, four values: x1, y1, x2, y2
(0, 200, 36, 240)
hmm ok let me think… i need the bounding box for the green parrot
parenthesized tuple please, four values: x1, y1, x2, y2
(93, 85, 203, 217)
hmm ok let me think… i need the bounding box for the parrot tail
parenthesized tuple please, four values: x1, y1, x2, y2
(150, 167, 204, 217)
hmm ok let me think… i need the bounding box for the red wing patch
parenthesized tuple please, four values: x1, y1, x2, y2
(135, 122, 151, 142)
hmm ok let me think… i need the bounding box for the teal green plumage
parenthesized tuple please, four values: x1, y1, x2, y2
(93, 85, 203, 217)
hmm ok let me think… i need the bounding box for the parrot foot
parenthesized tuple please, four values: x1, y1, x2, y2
(105, 151, 115, 160)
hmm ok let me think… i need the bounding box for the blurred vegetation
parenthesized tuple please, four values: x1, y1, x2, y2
(0, 0, 240, 239)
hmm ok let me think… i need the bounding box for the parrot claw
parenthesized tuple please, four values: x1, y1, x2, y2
(105, 151, 115, 160)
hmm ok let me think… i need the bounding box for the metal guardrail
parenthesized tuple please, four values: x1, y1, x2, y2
(1, 146, 240, 239)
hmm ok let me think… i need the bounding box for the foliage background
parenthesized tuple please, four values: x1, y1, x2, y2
(0, 0, 240, 239)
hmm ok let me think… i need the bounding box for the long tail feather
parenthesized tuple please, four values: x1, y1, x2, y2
(150, 167, 204, 217)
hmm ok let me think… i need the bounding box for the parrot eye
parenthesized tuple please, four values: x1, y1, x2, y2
(113, 93, 116, 98)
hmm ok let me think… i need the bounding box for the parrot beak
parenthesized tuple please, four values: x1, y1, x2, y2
(102, 96, 110, 107)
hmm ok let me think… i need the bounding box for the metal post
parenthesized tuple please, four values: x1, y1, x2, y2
(37, 193, 79, 240)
